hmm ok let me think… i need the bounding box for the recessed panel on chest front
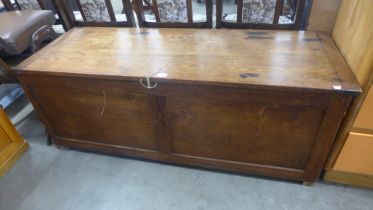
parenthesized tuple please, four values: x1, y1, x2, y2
(26, 77, 159, 151)
(156, 84, 331, 170)
(19, 75, 341, 182)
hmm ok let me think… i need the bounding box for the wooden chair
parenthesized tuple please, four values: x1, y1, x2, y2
(58, 0, 136, 27)
(1, 0, 69, 31)
(0, 11, 55, 141)
(216, 0, 306, 29)
(0, 10, 57, 55)
(133, 0, 213, 28)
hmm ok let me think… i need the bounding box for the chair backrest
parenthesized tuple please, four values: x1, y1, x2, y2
(59, 0, 136, 27)
(16, 0, 42, 10)
(1, 0, 43, 10)
(216, 0, 306, 30)
(134, 0, 213, 28)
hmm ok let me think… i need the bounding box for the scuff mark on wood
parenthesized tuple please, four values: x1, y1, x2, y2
(245, 35, 273, 40)
(100, 90, 106, 116)
(246, 31, 269, 35)
(304, 38, 320, 42)
(254, 105, 267, 140)
(137, 31, 150, 35)
(330, 78, 343, 83)
(240, 73, 259, 78)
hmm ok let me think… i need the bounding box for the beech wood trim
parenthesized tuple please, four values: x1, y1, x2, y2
(318, 31, 365, 170)
(324, 170, 373, 189)
(350, 128, 373, 136)
(0, 107, 29, 177)
(325, 84, 372, 170)
(0, 141, 28, 176)
(325, 96, 365, 170)
(325, 0, 373, 171)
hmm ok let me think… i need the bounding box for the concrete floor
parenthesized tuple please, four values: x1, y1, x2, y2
(0, 98, 373, 210)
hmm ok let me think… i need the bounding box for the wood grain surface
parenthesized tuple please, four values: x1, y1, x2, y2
(16, 27, 360, 94)
(16, 27, 361, 183)
(332, 0, 373, 85)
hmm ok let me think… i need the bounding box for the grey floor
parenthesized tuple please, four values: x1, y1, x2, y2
(0, 96, 373, 210)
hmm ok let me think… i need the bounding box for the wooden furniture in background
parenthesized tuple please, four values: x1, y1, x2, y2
(134, 0, 213, 28)
(353, 87, 373, 132)
(0, 106, 28, 176)
(306, 0, 341, 33)
(1, 0, 68, 30)
(0, 10, 57, 55)
(216, 0, 306, 29)
(57, 0, 136, 27)
(15, 27, 360, 184)
(324, 0, 373, 188)
(0, 59, 30, 172)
